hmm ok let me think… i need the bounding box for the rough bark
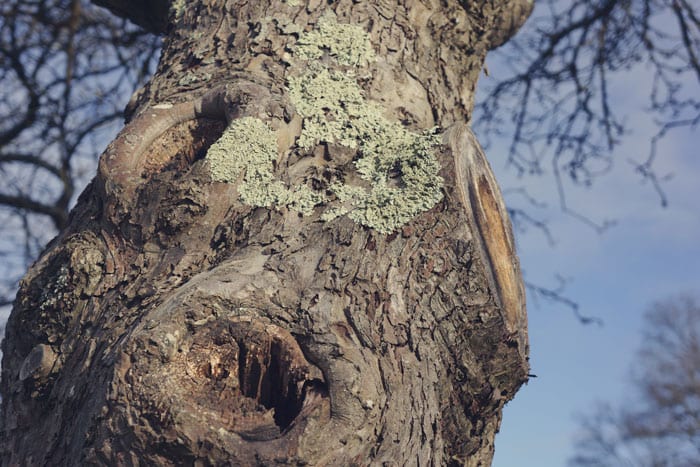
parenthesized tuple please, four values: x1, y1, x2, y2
(1, 1, 531, 465)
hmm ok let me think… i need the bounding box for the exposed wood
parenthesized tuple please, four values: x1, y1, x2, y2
(447, 124, 528, 351)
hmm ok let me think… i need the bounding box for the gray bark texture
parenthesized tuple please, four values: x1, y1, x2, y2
(1, 0, 531, 465)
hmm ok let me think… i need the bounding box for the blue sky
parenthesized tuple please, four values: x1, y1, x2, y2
(485, 53, 700, 467)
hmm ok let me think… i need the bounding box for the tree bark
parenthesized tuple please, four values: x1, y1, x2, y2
(1, 1, 531, 465)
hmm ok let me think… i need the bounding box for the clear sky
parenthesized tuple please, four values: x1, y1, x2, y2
(485, 47, 700, 467)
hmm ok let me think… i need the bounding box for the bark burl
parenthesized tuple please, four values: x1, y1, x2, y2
(1, 1, 531, 465)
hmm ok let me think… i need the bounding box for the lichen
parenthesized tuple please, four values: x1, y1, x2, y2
(288, 68, 366, 150)
(320, 131, 443, 234)
(207, 117, 272, 184)
(177, 71, 212, 87)
(171, 0, 186, 20)
(289, 15, 444, 234)
(295, 14, 375, 67)
(205, 13, 443, 233)
(206, 117, 323, 215)
(38, 264, 70, 312)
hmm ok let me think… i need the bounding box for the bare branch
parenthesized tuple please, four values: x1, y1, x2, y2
(525, 275, 603, 325)
(0, 194, 67, 229)
(0, 0, 161, 299)
(477, 0, 699, 212)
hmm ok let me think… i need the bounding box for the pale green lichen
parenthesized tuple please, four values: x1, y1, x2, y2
(289, 16, 444, 234)
(207, 117, 273, 185)
(206, 117, 323, 215)
(295, 14, 376, 67)
(333, 131, 444, 234)
(288, 68, 367, 149)
(177, 71, 212, 87)
(38, 264, 69, 311)
(317, 120, 443, 234)
(172, 0, 186, 20)
(205, 14, 442, 233)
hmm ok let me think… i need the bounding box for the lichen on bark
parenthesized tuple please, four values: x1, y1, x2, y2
(294, 13, 375, 67)
(206, 13, 444, 234)
(290, 14, 444, 234)
(206, 117, 323, 215)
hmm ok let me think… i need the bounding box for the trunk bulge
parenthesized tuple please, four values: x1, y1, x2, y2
(1, 1, 530, 465)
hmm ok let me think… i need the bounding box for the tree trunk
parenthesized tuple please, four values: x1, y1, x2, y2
(1, 1, 530, 465)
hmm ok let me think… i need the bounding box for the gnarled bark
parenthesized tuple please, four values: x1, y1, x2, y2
(1, 1, 531, 465)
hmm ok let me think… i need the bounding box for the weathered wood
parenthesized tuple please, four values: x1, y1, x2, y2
(1, 1, 531, 464)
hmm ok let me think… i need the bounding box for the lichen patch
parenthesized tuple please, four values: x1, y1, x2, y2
(290, 15, 444, 234)
(205, 13, 443, 233)
(295, 13, 375, 67)
(207, 117, 275, 185)
(206, 117, 323, 215)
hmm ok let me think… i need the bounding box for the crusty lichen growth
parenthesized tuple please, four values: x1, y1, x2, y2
(205, 14, 443, 232)
(322, 130, 443, 234)
(288, 68, 365, 150)
(290, 14, 444, 234)
(295, 14, 375, 67)
(207, 117, 272, 184)
(38, 264, 70, 312)
(171, 0, 186, 20)
(206, 117, 323, 215)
